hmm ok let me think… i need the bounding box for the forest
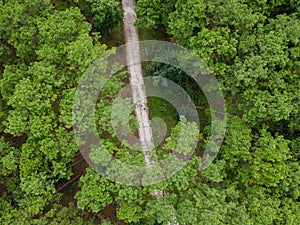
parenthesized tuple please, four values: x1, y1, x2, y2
(0, 0, 299, 224)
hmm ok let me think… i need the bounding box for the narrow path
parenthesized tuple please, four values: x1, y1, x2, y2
(122, 0, 155, 166)
(121, 1, 179, 224)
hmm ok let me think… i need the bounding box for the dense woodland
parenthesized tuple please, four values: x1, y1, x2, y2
(0, 0, 299, 224)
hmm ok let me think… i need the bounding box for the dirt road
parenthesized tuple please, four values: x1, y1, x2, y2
(121, 1, 179, 224)
(122, 0, 155, 166)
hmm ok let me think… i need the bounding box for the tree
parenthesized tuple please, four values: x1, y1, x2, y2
(1, 0, 299, 224)
(83, 0, 123, 33)
(0, 0, 108, 222)
(135, 0, 175, 29)
(127, 1, 300, 223)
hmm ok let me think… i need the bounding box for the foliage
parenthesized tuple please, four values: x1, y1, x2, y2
(136, 0, 300, 224)
(83, 0, 123, 33)
(1, 0, 299, 224)
(0, 0, 107, 223)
